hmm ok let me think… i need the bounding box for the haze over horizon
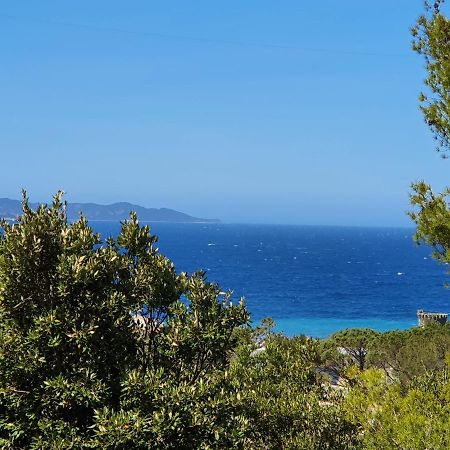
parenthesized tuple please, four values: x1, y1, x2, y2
(2, 1, 449, 226)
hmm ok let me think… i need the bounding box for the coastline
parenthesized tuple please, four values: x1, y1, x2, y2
(268, 317, 417, 339)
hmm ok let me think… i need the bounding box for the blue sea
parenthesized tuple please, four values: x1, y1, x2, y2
(92, 222, 450, 338)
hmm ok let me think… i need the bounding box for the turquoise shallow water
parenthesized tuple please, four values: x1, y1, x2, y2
(271, 317, 417, 338)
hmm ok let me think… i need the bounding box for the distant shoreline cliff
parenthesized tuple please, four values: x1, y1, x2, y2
(0, 198, 219, 223)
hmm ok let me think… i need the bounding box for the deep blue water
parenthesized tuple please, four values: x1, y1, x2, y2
(92, 222, 450, 338)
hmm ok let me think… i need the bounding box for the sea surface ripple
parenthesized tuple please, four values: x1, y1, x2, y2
(92, 222, 449, 338)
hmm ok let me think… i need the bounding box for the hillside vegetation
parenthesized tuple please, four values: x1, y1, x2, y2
(1, 195, 450, 449)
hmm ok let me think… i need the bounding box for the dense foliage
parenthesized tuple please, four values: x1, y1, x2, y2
(321, 328, 379, 378)
(2, 194, 450, 448)
(319, 326, 450, 449)
(232, 332, 359, 449)
(0, 194, 361, 449)
(0, 193, 250, 448)
(345, 365, 450, 450)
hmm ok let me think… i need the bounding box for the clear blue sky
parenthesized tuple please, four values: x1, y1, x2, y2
(1, 1, 448, 226)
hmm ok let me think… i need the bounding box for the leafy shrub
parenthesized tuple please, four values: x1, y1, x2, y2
(0, 193, 249, 448)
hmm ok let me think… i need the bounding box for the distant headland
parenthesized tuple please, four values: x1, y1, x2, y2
(0, 198, 219, 223)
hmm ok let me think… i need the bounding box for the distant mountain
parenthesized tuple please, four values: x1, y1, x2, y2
(0, 198, 219, 223)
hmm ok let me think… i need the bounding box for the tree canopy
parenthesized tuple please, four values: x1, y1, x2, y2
(410, 1, 450, 275)
(0, 194, 358, 449)
(412, 0, 450, 154)
(323, 328, 379, 372)
(0, 192, 249, 448)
